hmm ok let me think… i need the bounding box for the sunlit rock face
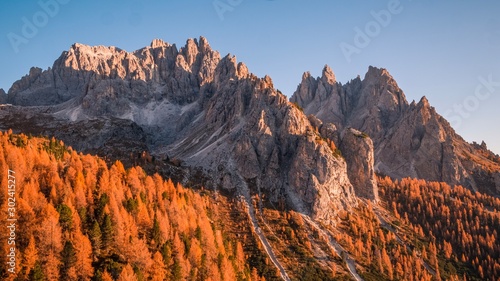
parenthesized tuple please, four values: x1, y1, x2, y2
(292, 65, 500, 196)
(2, 37, 362, 225)
(340, 128, 378, 202)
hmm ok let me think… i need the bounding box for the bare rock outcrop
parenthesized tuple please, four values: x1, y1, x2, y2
(340, 128, 378, 202)
(163, 53, 357, 222)
(0, 89, 6, 104)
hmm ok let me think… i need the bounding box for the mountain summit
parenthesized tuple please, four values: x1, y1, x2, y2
(291, 66, 500, 195)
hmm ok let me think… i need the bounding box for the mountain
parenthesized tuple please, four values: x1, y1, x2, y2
(0, 37, 363, 225)
(291, 65, 500, 196)
(2, 36, 499, 219)
(1, 37, 499, 281)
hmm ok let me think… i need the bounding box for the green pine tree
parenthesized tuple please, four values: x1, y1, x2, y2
(90, 220, 102, 257)
(171, 257, 183, 281)
(57, 204, 73, 232)
(101, 214, 114, 253)
(28, 261, 44, 281)
(151, 214, 162, 246)
(60, 240, 77, 278)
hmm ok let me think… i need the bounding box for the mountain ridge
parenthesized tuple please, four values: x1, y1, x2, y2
(1, 36, 498, 207)
(291, 65, 500, 196)
(0, 37, 369, 226)
(1, 37, 500, 281)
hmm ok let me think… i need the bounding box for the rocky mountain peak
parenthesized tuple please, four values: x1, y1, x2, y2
(302, 71, 312, 80)
(181, 38, 201, 66)
(321, 65, 336, 85)
(0, 88, 6, 104)
(291, 65, 410, 144)
(411, 96, 436, 125)
(361, 66, 409, 115)
(362, 66, 406, 101)
(237, 62, 249, 78)
(262, 75, 274, 88)
(290, 68, 338, 120)
(6, 37, 224, 107)
(417, 96, 430, 108)
(293, 65, 500, 196)
(69, 43, 124, 60)
(198, 36, 211, 53)
(480, 140, 488, 150)
(7, 67, 44, 96)
(364, 65, 391, 81)
(179, 37, 215, 62)
(150, 38, 170, 48)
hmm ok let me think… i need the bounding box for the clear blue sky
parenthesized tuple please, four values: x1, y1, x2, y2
(1, 0, 499, 154)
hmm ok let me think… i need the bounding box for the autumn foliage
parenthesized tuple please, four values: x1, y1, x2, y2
(1, 131, 499, 281)
(0, 132, 263, 280)
(333, 176, 500, 281)
(379, 176, 500, 281)
(336, 202, 434, 281)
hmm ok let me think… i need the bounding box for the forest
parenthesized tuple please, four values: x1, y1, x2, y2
(0, 131, 499, 281)
(378, 176, 500, 281)
(0, 132, 271, 281)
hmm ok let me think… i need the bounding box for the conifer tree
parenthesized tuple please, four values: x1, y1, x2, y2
(23, 235, 38, 277)
(60, 240, 77, 279)
(90, 220, 102, 257)
(28, 261, 44, 281)
(101, 214, 114, 253)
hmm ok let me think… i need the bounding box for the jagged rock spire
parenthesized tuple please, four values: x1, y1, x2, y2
(321, 65, 336, 84)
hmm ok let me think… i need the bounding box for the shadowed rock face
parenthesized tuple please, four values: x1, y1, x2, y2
(0, 89, 6, 104)
(1, 37, 359, 224)
(495, 173, 500, 193)
(0, 105, 149, 162)
(292, 66, 500, 195)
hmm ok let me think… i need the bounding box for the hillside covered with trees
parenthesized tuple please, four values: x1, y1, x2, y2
(1, 131, 499, 281)
(0, 132, 274, 281)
